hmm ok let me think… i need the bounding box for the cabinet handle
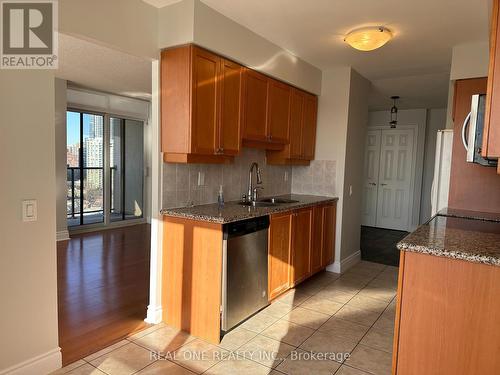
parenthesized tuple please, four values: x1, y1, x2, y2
(380, 183, 387, 186)
(369, 182, 377, 186)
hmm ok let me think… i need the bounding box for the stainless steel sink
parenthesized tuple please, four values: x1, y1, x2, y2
(258, 197, 299, 204)
(238, 201, 276, 207)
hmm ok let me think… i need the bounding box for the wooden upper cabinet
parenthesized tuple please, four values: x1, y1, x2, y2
(267, 79, 291, 144)
(268, 212, 292, 300)
(191, 47, 219, 155)
(321, 203, 336, 268)
(291, 208, 312, 285)
(484, 0, 500, 162)
(310, 205, 324, 273)
(218, 58, 243, 155)
(301, 93, 318, 160)
(288, 89, 305, 159)
(161, 45, 242, 163)
(242, 69, 269, 142)
(267, 88, 318, 165)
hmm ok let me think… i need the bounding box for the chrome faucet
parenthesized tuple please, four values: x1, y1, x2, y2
(246, 162, 263, 202)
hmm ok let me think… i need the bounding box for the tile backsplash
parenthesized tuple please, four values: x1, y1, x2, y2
(291, 160, 337, 197)
(162, 148, 292, 208)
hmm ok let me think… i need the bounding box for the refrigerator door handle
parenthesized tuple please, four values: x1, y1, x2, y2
(461, 111, 471, 151)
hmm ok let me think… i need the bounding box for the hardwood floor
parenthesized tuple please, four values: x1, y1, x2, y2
(57, 224, 151, 365)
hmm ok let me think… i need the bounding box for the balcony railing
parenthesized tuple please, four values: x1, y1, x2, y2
(67, 166, 104, 225)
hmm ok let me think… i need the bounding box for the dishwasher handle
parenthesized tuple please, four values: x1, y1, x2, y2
(224, 216, 270, 239)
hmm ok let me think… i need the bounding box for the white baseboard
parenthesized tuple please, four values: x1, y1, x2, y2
(56, 230, 70, 241)
(327, 250, 361, 274)
(0, 347, 61, 375)
(145, 304, 163, 324)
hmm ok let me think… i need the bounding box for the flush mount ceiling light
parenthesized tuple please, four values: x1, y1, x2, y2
(344, 26, 393, 51)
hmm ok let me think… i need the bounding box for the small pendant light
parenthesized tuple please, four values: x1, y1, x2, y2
(390, 96, 400, 128)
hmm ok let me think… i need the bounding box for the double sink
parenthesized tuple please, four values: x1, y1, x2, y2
(238, 197, 299, 207)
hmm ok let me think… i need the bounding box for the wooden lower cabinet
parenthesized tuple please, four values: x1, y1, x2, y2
(268, 212, 292, 300)
(268, 201, 337, 300)
(393, 252, 500, 374)
(291, 208, 313, 285)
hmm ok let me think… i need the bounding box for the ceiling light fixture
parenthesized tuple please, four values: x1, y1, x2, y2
(390, 96, 400, 128)
(344, 26, 393, 51)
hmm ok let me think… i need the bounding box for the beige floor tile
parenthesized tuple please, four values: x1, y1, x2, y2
(299, 295, 344, 315)
(347, 295, 390, 314)
(240, 311, 280, 333)
(360, 328, 394, 353)
(357, 286, 396, 302)
(324, 281, 364, 295)
(282, 307, 330, 329)
(262, 301, 295, 318)
(238, 334, 295, 368)
(135, 360, 196, 374)
(84, 340, 129, 362)
(50, 360, 87, 374)
(173, 339, 229, 373)
(218, 327, 257, 351)
(372, 316, 395, 336)
(335, 364, 372, 375)
(295, 280, 326, 295)
(276, 349, 341, 374)
(334, 305, 380, 327)
(275, 290, 311, 306)
(132, 326, 195, 353)
(204, 356, 272, 375)
(318, 317, 370, 342)
(315, 288, 355, 304)
(299, 331, 358, 362)
(346, 344, 392, 375)
(89, 342, 155, 375)
(127, 323, 165, 340)
(51, 362, 105, 375)
(261, 319, 315, 346)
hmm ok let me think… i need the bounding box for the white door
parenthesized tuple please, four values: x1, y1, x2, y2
(376, 129, 414, 231)
(361, 130, 381, 226)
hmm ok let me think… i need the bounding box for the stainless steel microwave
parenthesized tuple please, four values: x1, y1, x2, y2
(462, 94, 498, 167)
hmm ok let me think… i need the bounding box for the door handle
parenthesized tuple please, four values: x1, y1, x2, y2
(461, 111, 471, 151)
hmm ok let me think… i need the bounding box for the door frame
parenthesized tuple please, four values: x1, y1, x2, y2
(365, 124, 424, 232)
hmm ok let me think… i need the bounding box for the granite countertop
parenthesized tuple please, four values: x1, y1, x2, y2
(397, 211, 500, 267)
(161, 194, 338, 224)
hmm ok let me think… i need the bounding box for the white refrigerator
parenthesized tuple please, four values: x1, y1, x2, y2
(431, 129, 454, 216)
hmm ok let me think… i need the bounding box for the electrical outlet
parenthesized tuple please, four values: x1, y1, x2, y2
(22, 200, 37, 222)
(349, 185, 353, 196)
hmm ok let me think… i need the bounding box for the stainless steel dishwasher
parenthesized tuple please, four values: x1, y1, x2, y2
(221, 216, 269, 333)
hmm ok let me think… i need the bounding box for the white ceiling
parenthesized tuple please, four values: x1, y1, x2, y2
(197, 0, 489, 109)
(56, 33, 152, 100)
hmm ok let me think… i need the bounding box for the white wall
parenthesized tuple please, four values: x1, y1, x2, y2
(59, 0, 158, 58)
(55, 79, 68, 237)
(0, 71, 61, 373)
(421, 109, 447, 223)
(368, 109, 427, 230)
(158, 0, 194, 48)
(341, 70, 371, 260)
(450, 41, 489, 81)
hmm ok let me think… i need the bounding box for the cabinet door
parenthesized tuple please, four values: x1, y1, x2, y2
(289, 89, 304, 159)
(483, 0, 500, 161)
(268, 212, 292, 300)
(301, 93, 318, 160)
(321, 203, 336, 268)
(310, 205, 324, 274)
(218, 59, 242, 155)
(191, 47, 219, 155)
(242, 69, 268, 142)
(291, 208, 312, 285)
(267, 79, 291, 144)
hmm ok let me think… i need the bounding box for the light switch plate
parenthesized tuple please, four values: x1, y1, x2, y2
(197, 171, 205, 186)
(22, 199, 37, 222)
